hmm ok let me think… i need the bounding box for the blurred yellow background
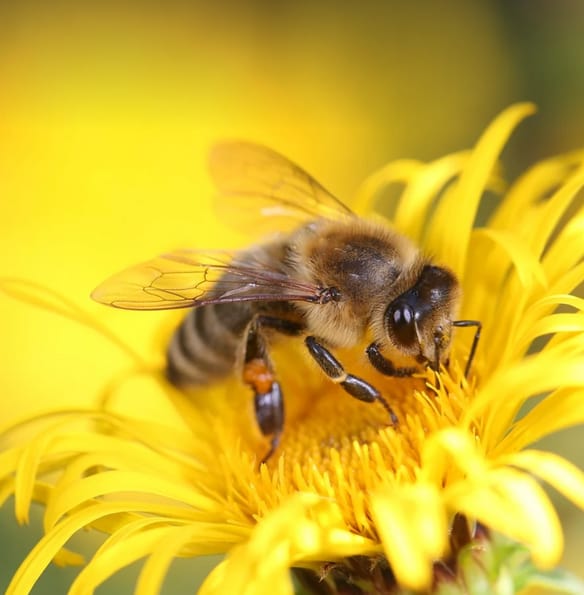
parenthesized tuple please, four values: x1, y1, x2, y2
(1, 1, 583, 592)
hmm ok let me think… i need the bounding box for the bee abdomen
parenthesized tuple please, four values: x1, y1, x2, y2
(166, 302, 252, 387)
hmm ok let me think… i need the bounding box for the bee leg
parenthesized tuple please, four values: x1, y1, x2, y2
(452, 320, 482, 378)
(366, 342, 417, 377)
(256, 315, 304, 337)
(254, 383, 284, 464)
(305, 336, 398, 425)
(242, 318, 286, 464)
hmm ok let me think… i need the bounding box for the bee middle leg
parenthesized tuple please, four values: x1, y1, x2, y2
(305, 336, 398, 425)
(243, 316, 304, 463)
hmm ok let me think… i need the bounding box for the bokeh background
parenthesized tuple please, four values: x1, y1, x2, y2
(1, 1, 583, 592)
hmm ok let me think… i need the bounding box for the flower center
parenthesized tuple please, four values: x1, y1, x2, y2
(276, 374, 425, 477)
(202, 343, 470, 538)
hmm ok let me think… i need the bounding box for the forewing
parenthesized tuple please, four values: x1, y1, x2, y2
(210, 141, 355, 231)
(91, 249, 323, 310)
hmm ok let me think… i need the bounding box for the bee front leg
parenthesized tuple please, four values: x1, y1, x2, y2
(305, 336, 398, 425)
(366, 342, 417, 377)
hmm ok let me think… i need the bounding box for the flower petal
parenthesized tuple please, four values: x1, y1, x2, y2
(530, 168, 584, 260)
(371, 483, 448, 591)
(352, 159, 422, 215)
(498, 387, 584, 452)
(490, 151, 584, 230)
(393, 151, 471, 243)
(472, 227, 547, 291)
(46, 470, 216, 522)
(544, 210, 584, 280)
(199, 492, 375, 595)
(465, 354, 584, 450)
(0, 279, 143, 364)
(426, 102, 536, 276)
(69, 520, 182, 595)
(502, 449, 584, 511)
(5, 502, 139, 595)
(444, 469, 562, 569)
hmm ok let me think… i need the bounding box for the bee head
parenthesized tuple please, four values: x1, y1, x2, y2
(384, 265, 460, 370)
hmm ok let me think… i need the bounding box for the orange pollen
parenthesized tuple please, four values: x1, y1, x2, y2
(243, 358, 275, 394)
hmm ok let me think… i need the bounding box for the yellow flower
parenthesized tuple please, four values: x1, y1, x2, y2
(2, 103, 584, 594)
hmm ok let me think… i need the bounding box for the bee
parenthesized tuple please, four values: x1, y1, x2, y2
(92, 142, 481, 461)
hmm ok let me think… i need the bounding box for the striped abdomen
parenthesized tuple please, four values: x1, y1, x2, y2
(165, 238, 304, 387)
(166, 301, 255, 387)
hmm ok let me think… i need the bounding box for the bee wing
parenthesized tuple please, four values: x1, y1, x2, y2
(91, 249, 324, 310)
(209, 141, 355, 231)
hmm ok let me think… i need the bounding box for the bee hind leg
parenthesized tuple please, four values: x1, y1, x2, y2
(254, 383, 284, 464)
(243, 317, 293, 464)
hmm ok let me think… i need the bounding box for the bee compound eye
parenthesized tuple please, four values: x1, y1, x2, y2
(386, 303, 417, 347)
(393, 304, 413, 326)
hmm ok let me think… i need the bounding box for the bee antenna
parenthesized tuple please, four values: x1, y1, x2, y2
(452, 320, 482, 378)
(433, 333, 441, 373)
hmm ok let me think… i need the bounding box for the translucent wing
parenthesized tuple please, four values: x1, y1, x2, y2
(209, 141, 355, 231)
(91, 249, 325, 310)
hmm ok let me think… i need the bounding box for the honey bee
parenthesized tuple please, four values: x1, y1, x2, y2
(92, 142, 480, 461)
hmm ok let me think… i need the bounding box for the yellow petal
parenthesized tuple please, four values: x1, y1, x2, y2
(352, 158, 422, 215)
(490, 151, 584, 229)
(502, 449, 584, 511)
(529, 168, 584, 260)
(517, 294, 584, 336)
(544, 212, 584, 282)
(393, 151, 471, 243)
(421, 427, 488, 486)
(69, 520, 182, 595)
(466, 355, 584, 450)
(371, 483, 448, 591)
(445, 468, 562, 568)
(13, 416, 78, 524)
(200, 557, 293, 595)
(46, 470, 216, 524)
(426, 102, 536, 276)
(0, 449, 23, 508)
(515, 313, 584, 355)
(200, 492, 374, 594)
(5, 502, 127, 595)
(0, 279, 142, 364)
(497, 387, 584, 453)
